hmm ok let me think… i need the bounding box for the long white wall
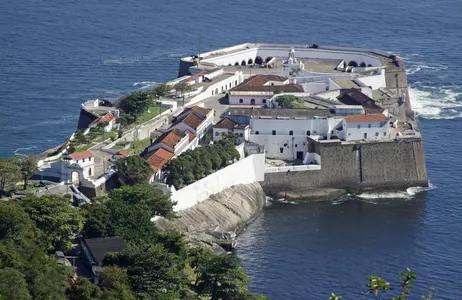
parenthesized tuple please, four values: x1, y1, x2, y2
(171, 153, 265, 211)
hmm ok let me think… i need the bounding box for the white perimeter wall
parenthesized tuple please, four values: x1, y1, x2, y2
(171, 153, 265, 211)
(356, 70, 387, 90)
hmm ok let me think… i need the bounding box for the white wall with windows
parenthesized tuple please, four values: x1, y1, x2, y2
(228, 94, 271, 106)
(342, 120, 390, 141)
(213, 127, 249, 144)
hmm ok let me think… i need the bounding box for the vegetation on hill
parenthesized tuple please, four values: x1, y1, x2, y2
(275, 94, 304, 108)
(0, 156, 38, 197)
(114, 156, 153, 186)
(0, 183, 265, 299)
(163, 139, 240, 189)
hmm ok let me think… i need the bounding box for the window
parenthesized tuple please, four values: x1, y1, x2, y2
(364, 133, 368, 139)
(306, 131, 311, 136)
(255, 131, 259, 135)
(262, 99, 266, 104)
(88, 168, 92, 176)
(368, 124, 372, 128)
(295, 144, 298, 148)
(239, 99, 243, 103)
(215, 132, 220, 136)
(272, 130, 276, 135)
(357, 124, 361, 129)
(289, 130, 293, 136)
(250, 99, 255, 105)
(375, 132, 379, 136)
(235, 80, 237, 86)
(383, 132, 387, 136)
(239, 133, 243, 137)
(280, 148, 283, 153)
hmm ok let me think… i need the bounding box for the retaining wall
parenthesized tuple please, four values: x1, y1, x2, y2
(171, 153, 265, 211)
(262, 138, 428, 196)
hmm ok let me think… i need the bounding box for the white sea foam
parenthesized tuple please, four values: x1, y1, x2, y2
(14, 146, 38, 156)
(133, 81, 157, 89)
(358, 184, 434, 200)
(408, 87, 462, 120)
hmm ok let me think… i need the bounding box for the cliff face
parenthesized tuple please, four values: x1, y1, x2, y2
(156, 183, 266, 248)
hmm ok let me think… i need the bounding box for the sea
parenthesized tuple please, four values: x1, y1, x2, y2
(1, 0, 461, 299)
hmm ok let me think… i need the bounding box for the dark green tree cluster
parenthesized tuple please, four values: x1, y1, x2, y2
(0, 155, 38, 197)
(163, 139, 241, 189)
(82, 183, 264, 299)
(0, 195, 84, 299)
(114, 155, 153, 186)
(275, 95, 304, 108)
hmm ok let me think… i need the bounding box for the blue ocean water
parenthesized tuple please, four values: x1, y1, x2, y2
(1, 0, 461, 298)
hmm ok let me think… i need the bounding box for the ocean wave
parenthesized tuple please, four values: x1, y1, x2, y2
(133, 81, 157, 90)
(408, 87, 462, 120)
(14, 145, 38, 156)
(357, 184, 434, 201)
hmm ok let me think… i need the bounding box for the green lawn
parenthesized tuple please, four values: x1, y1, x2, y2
(128, 138, 152, 155)
(111, 143, 126, 150)
(75, 142, 96, 152)
(136, 106, 168, 124)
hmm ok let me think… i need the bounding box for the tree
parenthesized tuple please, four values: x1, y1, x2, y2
(66, 277, 102, 300)
(99, 266, 135, 300)
(0, 201, 36, 247)
(275, 95, 304, 108)
(117, 91, 150, 122)
(20, 194, 85, 251)
(153, 83, 172, 100)
(82, 202, 113, 238)
(17, 155, 38, 190)
(174, 82, 192, 106)
(0, 158, 20, 197)
(109, 183, 175, 218)
(0, 268, 32, 300)
(114, 156, 152, 186)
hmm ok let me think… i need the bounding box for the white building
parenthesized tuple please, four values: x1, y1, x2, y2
(340, 114, 390, 141)
(61, 151, 95, 183)
(213, 118, 250, 144)
(88, 112, 117, 132)
(228, 74, 304, 106)
(248, 110, 344, 161)
(171, 106, 214, 140)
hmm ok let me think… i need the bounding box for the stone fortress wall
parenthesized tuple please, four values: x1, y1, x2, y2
(262, 138, 428, 197)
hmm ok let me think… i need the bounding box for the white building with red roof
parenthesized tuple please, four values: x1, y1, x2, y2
(88, 112, 117, 132)
(340, 114, 390, 141)
(171, 106, 214, 141)
(213, 118, 249, 144)
(61, 150, 96, 183)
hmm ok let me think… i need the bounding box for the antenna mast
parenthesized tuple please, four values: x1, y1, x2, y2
(198, 27, 202, 64)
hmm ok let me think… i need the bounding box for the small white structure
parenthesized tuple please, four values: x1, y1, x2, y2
(88, 113, 117, 132)
(213, 118, 250, 144)
(61, 151, 95, 183)
(282, 48, 305, 77)
(340, 114, 390, 141)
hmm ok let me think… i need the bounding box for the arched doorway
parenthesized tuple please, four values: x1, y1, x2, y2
(241, 60, 246, 66)
(71, 171, 80, 185)
(265, 57, 273, 63)
(234, 62, 239, 66)
(348, 61, 358, 67)
(360, 62, 366, 67)
(248, 58, 253, 65)
(255, 56, 263, 65)
(250, 99, 256, 105)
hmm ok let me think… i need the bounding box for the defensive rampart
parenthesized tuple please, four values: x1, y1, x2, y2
(262, 137, 428, 197)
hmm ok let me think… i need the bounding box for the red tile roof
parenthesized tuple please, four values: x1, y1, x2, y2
(180, 106, 211, 119)
(153, 129, 185, 149)
(89, 113, 115, 126)
(145, 148, 174, 172)
(213, 118, 248, 130)
(344, 114, 388, 123)
(185, 130, 196, 142)
(68, 150, 94, 161)
(178, 113, 204, 130)
(230, 75, 304, 93)
(337, 89, 385, 114)
(115, 149, 129, 157)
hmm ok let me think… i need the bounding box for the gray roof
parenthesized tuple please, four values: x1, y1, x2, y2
(83, 237, 127, 265)
(223, 108, 335, 119)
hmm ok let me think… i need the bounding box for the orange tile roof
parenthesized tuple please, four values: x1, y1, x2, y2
(185, 130, 196, 142)
(179, 113, 204, 130)
(230, 74, 304, 93)
(89, 113, 115, 126)
(180, 106, 211, 118)
(213, 118, 248, 130)
(115, 149, 129, 157)
(68, 150, 94, 160)
(145, 148, 174, 172)
(153, 129, 185, 149)
(344, 114, 388, 123)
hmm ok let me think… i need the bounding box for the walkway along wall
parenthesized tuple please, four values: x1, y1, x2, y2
(262, 137, 428, 197)
(171, 153, 265, 211)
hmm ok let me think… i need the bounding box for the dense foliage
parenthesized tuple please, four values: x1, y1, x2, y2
(275, 94, 304, 108)
(0, 156, 38, 197)
(114, 156, 153, 186)
(163, 139, 240, 189)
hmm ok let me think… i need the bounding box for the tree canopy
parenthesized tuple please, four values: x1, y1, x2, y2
(163, 139, 240, 189)
(275, 95, 304, 108)
(16, 155, 38, 190)
(114, 156, 152, 186)
(0, 158, 21, 197)
(153, 83, 172, 100)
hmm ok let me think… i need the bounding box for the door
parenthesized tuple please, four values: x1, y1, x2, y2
(296, 151, 304, 160)
(364, 133, 368, 139)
